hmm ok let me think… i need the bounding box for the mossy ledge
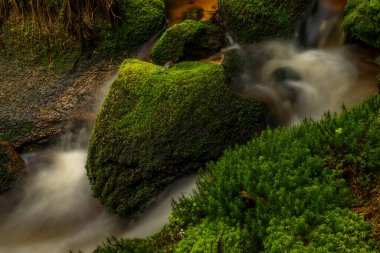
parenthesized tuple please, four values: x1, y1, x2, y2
(218, 0, 311, 43)
(95, 95, 380, 252)
(86, 59, 265, 217)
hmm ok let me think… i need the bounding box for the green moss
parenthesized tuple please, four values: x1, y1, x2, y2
(1, 0, 165, 65)
(219, 0, 311, 43)
(175, 219, 250, 253)
(99, 0, 166, 55)
(186, 95, 380, 251)
(265, 209, 377, 252)
(86, 59, 265, 217)
(343, 0, 380, 48)
(150, 20, 224, 65)
(0, 20, 81, 72)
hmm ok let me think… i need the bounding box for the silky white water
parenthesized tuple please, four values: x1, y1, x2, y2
(0, 144, 197, 253)
(227, 40, 378, 126)
(0, 149, 123, 253)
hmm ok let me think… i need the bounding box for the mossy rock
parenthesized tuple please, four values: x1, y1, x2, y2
(86, 59, 265, 216)
(219, 0, 311, 43)
(0, 141, 24, 193)
(99, 0, 166, 55)
(343, 0, 380, 48)
(150, 20, 224, 65)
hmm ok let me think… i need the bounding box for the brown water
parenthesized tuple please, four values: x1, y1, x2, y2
(165, 0, 218, 26)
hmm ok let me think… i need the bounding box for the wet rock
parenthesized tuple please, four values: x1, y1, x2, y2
(0, 56, 119, 151)
(0, 141, 24, 193)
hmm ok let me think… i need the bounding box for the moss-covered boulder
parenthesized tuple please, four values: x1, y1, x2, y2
(343, 0, 380, 48)
(150, 20, 224, 65)
(86, 59, 264, 216)
(219, 0, 311, 43)
(0, 141, 24, 193)
(100, 0, 166, 54)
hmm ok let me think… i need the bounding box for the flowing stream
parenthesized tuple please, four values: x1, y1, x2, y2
(0, 71, 198, 253)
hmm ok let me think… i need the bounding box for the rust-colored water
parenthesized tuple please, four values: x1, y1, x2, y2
(165, 0, 218, 26)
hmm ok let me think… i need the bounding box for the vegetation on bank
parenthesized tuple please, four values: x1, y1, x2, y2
(0, 0, 165, 66)
(95, 95, 380, 252)
(86, 59, 265, 217)
(343, 0, 380, 48)
(150, 20, 224, 65)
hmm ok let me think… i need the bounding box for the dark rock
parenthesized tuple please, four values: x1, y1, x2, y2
(0, 141, 24, 193)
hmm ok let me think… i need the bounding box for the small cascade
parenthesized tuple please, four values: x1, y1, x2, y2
(0, 138, 125, 253)
(227, 0, 378, 126)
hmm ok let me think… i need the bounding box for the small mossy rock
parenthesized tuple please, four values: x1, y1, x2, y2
(86, 59, 265, 216)
(0, 141, 24, 193)
(219, 0, 311, 43)
(343, 0, 380, 48)
(150, 20, 224, 65)
(100, 0, 166, 54)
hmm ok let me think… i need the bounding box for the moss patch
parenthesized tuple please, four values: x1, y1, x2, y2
(343, 0, 380, 48)
(219, 0, 311, 43)
(150, 20, 224, 65)
(0, 141, 24, 193)
(86, 59, 265, 217)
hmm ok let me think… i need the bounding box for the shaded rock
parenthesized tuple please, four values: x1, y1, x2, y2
(343, 0, 380, 49)
(218, 0, 311, 43)
(0, 56, 119, 150)
(150, 20, 224, 65)
(86, 59, 265, 216)
(0, 141, 24, 193)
